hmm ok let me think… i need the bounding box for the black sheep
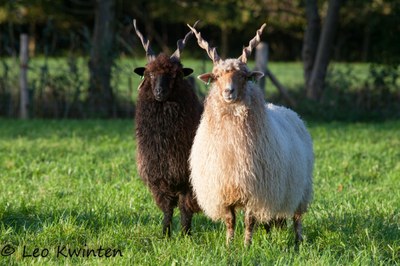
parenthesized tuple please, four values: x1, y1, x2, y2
(133, 20, 202, 236)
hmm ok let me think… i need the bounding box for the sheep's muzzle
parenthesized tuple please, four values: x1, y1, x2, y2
(217, 71, 240, 103)
(153, 75, 171, 102)
(222, 86, 237, 103)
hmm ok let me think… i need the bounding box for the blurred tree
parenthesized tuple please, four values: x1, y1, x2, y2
(130, 0, 172, 53)
(302, 0, 320, 88)
(88, 0, 116, 118)
(337, 0, 400, 63)
(0, 0, 93, 56)
(1, 0, 398, 62)
(130, 0, 304, 58)
(304, 0, 342, 100)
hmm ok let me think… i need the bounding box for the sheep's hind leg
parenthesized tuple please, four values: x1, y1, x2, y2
(178, 193, 194, 235)
(293, 213, 303, 245)
(244, 210, 256, 246)
(263, 218, 286, 234)
(224, 206, 236, 245)
(275, 217, 287, 229)
(263, 222, 272, 234)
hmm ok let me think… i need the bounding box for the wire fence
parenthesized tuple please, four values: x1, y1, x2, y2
(1, 32, 399, 120)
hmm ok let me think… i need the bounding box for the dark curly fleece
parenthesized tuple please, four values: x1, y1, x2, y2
(135, 53, 203, 236)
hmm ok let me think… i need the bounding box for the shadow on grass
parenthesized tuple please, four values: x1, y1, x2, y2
(192, 214, 222, 232)
(0, 205, 153, 234)
(306, 210, 399, 261)
(0, 204, 223, 242)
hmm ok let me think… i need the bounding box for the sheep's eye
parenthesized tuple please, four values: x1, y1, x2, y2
(246, 76, 256, 83)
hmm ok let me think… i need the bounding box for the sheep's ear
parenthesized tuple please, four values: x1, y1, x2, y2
(183, 68, 193, 77)
(247, 71, 264, 81)
(198, 73, 214, 84)
(134, 67, 146, 76)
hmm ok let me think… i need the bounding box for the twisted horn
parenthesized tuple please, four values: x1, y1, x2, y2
(238, 23, 266, 63)
(133, 19, 156, 62)
(171, 20, 200, 60)
(187, 24, 220, 64)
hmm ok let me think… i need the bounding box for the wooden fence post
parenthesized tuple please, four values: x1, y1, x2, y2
(255, 42, 268, 96)
(255, 41, 297, 107)
(265, 69, 297, 107)
(19, 33, 29, 119)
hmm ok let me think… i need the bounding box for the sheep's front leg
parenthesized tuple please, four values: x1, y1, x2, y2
(244, 210, 256, 246)
(293, 213, 303, 245)
(161, 207, 174, 237)
(224, 206, 236, 245)
(155, 193, 177, 237)
(178, 193, 194, 235)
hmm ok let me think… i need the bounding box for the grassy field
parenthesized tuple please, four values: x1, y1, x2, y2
(0, 119, 399, 265)
(0, 57, 372, 101)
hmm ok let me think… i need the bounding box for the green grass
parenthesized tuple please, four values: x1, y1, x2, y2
(0, 119, 399, 265)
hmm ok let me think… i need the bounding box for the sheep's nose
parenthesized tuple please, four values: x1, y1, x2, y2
(155, 86, 163, 94)
(224, 85, 234, 94)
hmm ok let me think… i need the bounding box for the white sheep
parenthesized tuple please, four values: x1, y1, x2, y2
(188, 23, 314, 246)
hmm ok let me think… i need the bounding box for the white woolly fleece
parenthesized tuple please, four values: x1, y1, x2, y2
(189, 62, 313, 222)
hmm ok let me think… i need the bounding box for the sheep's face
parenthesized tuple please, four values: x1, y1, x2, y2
(198, 59, 263, 103)
(216, 71, 246, 103)
(134, 54, 193, 102)
(150, 72, 173, 102)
